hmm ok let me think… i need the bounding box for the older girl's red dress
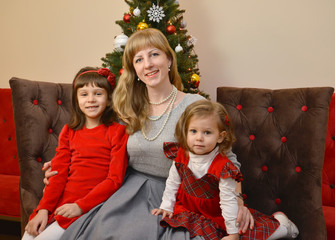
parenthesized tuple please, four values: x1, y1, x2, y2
(161, 148, 280, 240)
(29, 123, 128, 229)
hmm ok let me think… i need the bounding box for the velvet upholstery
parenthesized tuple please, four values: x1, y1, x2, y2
(0, 89, 20, 220)
(322, 93, 335, 239)
(9, 77, 72, 233)
(217, 87, 334, 240)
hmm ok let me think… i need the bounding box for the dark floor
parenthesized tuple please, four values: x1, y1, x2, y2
(0, 220, 21, 240)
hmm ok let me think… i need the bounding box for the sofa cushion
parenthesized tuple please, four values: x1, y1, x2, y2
(322, 93, 335, 207)
(0, 174, 20, 218)
(0, 88, 20, 219)
(217, 86, 334, 240)
(0, 89, 19, 176)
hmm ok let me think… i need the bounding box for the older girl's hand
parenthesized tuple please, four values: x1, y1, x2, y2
(42, 161, 58, 186)
(236, 199, 254, 234)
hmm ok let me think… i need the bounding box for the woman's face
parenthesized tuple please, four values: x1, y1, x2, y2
(133, 46, 171, 88)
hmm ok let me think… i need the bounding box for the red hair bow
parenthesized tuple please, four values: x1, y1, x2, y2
(97, 68, 116, 87)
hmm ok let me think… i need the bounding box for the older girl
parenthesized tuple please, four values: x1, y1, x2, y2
(22, 67, 128, 240)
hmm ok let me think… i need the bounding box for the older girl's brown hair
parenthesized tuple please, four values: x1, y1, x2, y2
(113, 28, 183, 134)
(68, 66, 117, 130)
(175, 99, 236, 154)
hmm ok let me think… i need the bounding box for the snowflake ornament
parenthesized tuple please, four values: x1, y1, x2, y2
(147, 3, 165, 23)
(187, 35, 197, 46)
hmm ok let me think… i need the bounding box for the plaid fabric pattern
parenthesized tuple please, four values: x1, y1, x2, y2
(176, 162, 219, 199)
(161, 211, 224, 240)
(220, 161, 243, 182)
(163, 142, 179, 160)
(240, 209, 280, 239)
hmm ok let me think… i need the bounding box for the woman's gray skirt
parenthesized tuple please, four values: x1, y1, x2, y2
(60, 168, 203, 240)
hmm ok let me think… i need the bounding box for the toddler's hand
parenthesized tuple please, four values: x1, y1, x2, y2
(55, 203, 83, 218)
(151, 208, 173, 219)
(222, 233, 239, 240)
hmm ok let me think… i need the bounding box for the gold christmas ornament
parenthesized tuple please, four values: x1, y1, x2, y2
(137, 20, 148, 31)
(191, 73, 200, 82)
(191, 73, 200, 88)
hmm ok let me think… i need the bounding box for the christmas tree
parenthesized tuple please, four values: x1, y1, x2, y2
(101, 0, 209, 98)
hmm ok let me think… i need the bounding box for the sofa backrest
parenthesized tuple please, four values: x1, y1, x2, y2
(0, 88, 19, 176)
(9, 77, 72, 231)
(217, 86, 334, 240)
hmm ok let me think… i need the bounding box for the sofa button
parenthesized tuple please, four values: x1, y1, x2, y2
(33, 99, 38, 105)
(249, 135, 255, 141)
(268, 107, 274, 113)
(301, 105, 308, 112)
(236, 104, 243, 110)
(330, 184, 335, 189)
(281, 137, 287, 143)
(57, 100, 62, 105)
(48, 128, 53, 134)
(275, 198, 281, 205)
(262, 165, 268, 172)
(36, 157, 42, 162)
(295, 166, 301, 173)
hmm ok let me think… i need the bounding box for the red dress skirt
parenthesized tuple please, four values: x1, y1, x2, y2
(161, 148, 279, 240)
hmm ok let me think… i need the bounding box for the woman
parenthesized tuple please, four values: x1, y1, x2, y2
(44, 28, 253, 239)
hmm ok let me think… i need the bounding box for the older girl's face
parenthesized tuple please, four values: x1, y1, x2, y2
(133, 47, 171, 88)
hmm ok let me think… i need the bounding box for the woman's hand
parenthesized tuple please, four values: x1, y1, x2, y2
(55, 203, 83, 218)
(42, 161, 57, 186)
(151, 208, 173, 219)
(25, 209, 48, 236)
(236, 198, 254, 234)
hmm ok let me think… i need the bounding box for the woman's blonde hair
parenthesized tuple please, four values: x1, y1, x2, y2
(68, 67, 117, 130)
(113, 28, 183, 134)
(175, 100, 236, 154)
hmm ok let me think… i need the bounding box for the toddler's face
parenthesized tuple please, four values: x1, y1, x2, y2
(186, 114, 226, 155)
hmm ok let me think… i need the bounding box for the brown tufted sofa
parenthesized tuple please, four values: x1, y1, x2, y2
(10, 76, 334, 239)
(217, 86, 334, 240)
(10, 77, 72, 233)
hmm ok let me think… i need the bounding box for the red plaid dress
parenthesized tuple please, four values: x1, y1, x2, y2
(161, 146, 280, 240)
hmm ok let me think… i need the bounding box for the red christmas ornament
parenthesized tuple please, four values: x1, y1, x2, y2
(166, 24, 176, 34)
(123, 14, 131, 23)
(119, 68, 124, 76)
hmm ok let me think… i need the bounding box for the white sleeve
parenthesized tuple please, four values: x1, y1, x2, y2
(159, 163, 181, 212)
(219, 177, 239, 234)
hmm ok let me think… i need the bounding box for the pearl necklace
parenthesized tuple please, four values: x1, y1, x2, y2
(149, 85, 176, 105)
(142, 87, 177, 141)
(148, 86, 177, 121)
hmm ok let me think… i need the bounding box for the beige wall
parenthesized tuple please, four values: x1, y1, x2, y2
(1, 0, 334, 100)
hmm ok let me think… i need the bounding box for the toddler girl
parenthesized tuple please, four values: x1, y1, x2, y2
(22, 67, 128, 240)
(152, 99, 299, 240)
